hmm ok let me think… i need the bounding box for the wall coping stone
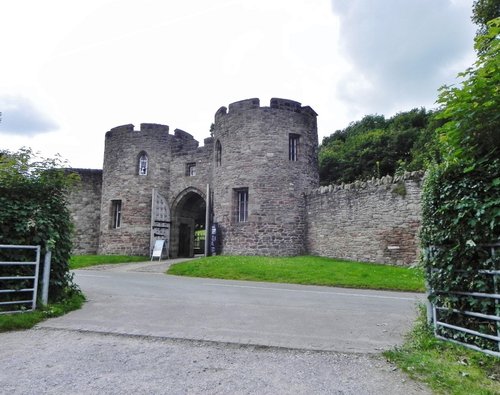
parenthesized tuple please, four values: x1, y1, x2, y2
(307, 170, 425, 195)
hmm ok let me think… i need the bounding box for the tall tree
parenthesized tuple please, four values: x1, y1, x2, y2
(436, 17, 500, 164)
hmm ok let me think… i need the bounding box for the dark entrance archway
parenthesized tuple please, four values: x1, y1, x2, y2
(171, 188, 206, 258)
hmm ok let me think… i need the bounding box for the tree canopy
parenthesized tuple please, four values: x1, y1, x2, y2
(472, 0, 500, 38)
(436, 17, 500, 165)
(319, 108, 441, 185)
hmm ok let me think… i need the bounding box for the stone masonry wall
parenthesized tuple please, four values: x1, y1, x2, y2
(306, 171, 424, 265)
(99, 123, 171, 255)
(168, 135, 213, 258)
(212, 98, 319, 256)
(67, 169, 103, 254)
(67, 98, 424, 266)
(98, 123, 213, 257)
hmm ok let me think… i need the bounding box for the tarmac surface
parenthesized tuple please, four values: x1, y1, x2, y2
(0, 259, 431, 394)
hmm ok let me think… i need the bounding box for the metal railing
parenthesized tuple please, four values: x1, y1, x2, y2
(427, 243, 500, 357)
(0, 245, 41, 314)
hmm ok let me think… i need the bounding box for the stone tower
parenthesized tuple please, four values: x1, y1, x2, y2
(98, 123, 171, 255)
(211, 98, 319, 256)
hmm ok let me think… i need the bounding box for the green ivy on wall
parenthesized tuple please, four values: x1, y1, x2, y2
(420, 18, 500, 353)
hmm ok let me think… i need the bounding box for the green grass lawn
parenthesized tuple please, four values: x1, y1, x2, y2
(0, 292, 85, 332)
(167, 255, 425, 292)
(69, 255, 148, 269)
(385, 306, 500, 395)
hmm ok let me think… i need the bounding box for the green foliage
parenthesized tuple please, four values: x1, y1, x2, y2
(472, 0, 500, 39)
(436, 18, 500, 165)
(168, 255, 425, 292)
(385, 306, 500, 395)
(319, 108, 440, 185)
(0, 292, 85, 332)
(0, 148, 80, 303)
(421, 160, 500, 352)
(421, 19, 500, 354)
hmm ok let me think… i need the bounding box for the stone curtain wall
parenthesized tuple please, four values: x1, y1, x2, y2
(67, 169, 103, 254)
(306, 171, 424, 265)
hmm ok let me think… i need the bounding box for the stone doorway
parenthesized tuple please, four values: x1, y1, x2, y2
(171, 188, 206, 258)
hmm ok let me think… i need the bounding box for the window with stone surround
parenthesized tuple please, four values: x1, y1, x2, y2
(289, 133, 300, 161)
(215, 140, 222, 166)
(186, 162, 196, 176)
(138, 152, 148, 175)
(111, 200, 122, 229)
(234, 188, 248, 223)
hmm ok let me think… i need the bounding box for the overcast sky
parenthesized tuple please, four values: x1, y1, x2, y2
(0, 0, 476, 169)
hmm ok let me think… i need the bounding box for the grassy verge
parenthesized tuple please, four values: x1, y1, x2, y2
(167, 255, 425, 292)
(69, 255, 148, 269)
(0, 292, 85, 332)
(384, 306, 500, 395)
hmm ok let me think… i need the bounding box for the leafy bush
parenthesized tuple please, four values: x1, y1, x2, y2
(421, 18, 500, 353)
(421, 160, 499, 351)
(0, 148, 80, 303)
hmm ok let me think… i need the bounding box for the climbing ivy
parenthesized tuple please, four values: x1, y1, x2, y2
(421, 19, 500, 353)
(0, 148, 80, 303)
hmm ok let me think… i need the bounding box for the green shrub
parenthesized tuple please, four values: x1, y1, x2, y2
(421, 19, 500, 354)
(0, 148, 80, 303)
(421, 160, 499, 352)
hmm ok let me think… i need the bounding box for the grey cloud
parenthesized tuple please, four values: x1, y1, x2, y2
(0, 95, 58, 136)
(332, 0, 475, 112)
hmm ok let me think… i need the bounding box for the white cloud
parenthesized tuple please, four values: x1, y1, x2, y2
(0, 95, 58, 136)
(0, 0, 476, 167)
(331, 0, 475, 116)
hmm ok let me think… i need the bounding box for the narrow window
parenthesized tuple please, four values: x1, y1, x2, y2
(111, 200, 122, 229)
(289, 134, 300, 161)
(186, 162, 196, 176)
(215, 140, 222, 166)
(234, 188, 248, 223)
(138, 153, 148, 175)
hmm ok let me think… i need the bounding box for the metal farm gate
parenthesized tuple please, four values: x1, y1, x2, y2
(427, 243, 500, 357)
(0, 245, 41, 314)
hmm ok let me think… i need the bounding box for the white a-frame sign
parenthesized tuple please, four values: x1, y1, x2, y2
(151, 239, 167, 261)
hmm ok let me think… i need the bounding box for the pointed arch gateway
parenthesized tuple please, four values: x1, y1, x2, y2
(171, 187, 207, 258)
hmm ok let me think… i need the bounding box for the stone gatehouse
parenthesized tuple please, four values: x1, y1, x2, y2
(68, 97, 423, 265)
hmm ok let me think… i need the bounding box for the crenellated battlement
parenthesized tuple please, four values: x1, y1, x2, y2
(215, 97, 317, 123)
(105, 123, 170, 139)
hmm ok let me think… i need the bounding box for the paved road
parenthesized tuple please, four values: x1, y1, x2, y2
(1, 260, 431, 394)
(40, 260, 424, 353)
